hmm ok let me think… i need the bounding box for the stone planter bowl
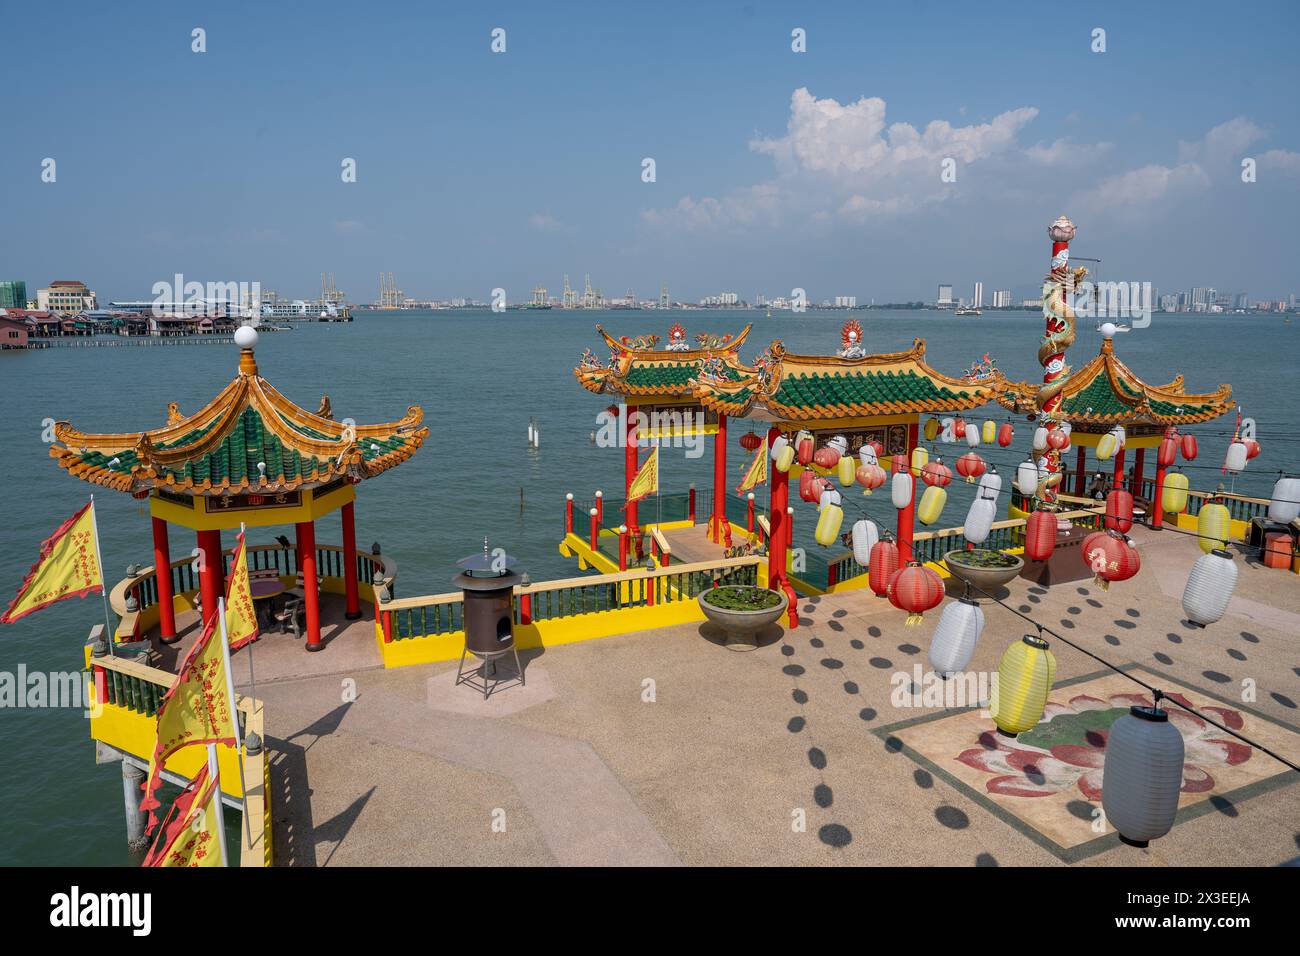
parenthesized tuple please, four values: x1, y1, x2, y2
(698, 586, 789, 652)
(943, 549, 1025, 593)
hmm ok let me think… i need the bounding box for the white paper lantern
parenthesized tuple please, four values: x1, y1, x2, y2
(858, 444, 878, 467)
(769, 435, 788, 462)
(891, 471, 913, 509)
(1268, 476, 1300, 524)
(851, 519, 879, 566)
(1033, 426, 1049, 452)
(1016, 459, 1041, 497)
(1182, 548, 1238, 628)
(828, 435, 849, 456)
(940, 418, 956, 444)
(963, 496, 996, 545)
(966, 426, 981, 448)
(928, 598, 985, 679)
(1223, 441, 1247, 473)
(1114, 426, 1126, 449)
(1102, 706, 1185, 847)
(818, 487, 842, 510)
(977, 468, 1003, 501)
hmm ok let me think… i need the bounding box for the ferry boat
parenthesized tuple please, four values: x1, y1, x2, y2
(953, 307, 982, 316)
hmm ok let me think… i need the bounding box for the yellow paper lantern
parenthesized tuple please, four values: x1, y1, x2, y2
(917, 485, 947, 525)
(923, 418, 940, 441)
(981, 419, 997, 444)
(1160, 471, 1189, 514)
(1096, 432, 1118, 461)
(910, 445, 929, 476)
(775, 444, 795, 473)
(837, 454, 856, 486)
(814, 504, 844, 546)
(1197, 502, 1230, 554)
(992, 635, 1057, 737)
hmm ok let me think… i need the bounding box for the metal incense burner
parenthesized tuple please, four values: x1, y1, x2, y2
(452, 538, 525, 700)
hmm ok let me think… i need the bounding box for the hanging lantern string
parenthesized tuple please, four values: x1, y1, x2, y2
(960, 580, 1300, 774)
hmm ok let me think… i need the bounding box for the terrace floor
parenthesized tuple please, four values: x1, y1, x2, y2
(250, 529, 1300, 867)
(148, 593, 383, 686)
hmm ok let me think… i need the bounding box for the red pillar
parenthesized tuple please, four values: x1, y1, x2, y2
(711, 413, 731, 546)
(152, 517, 178, 644)
(1113, 445, 1126, 492)
(618, 525, 629, 571)
(624, 405, 639, 540)
(297, 520, 323, 651)
(1074, 446, 1087, 496)
(766, 426, 798, 628)
(564, 494, 574, 533)
(196, 529, 222, 628)
(589, 508, 600, 551)
(341, 500, 361, 620)
(1133, 448, 1146, 502)
(746, 493, 755, 534)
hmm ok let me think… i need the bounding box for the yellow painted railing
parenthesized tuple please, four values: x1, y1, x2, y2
(109, 543, 389, 643)
(368, 555, 763, 668)
(86, 646, 271, 867)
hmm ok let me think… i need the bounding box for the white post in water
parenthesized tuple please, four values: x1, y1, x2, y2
(122, 760, 148, 851)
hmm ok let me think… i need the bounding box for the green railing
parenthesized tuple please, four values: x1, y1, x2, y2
(384, 557, 762, 641)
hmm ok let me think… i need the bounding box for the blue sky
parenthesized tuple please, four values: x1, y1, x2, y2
(2, 0, 1297, 304)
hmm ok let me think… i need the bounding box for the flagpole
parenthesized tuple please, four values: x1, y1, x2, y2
(87, 494, 116, 656)
(207, 743, 229, 867)
(240, 523, 256, 714)
(218, 596, 253, 846)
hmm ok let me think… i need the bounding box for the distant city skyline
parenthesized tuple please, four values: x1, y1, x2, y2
(2, 2, 1298, 305)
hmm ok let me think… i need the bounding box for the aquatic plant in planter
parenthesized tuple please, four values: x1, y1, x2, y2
(943, 548, 1025, 591)
(698, 585, 788, 651)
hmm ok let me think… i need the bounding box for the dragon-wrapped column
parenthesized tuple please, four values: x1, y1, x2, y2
(1037, 215, 1080, 506)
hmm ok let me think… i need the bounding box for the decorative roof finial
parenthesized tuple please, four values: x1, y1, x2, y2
(234, 324, 259, 376)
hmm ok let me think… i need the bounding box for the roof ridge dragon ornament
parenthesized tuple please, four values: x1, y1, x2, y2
(837, 319, 865, 358)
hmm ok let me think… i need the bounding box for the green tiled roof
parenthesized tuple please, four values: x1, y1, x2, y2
(623, 361, 743, 389)
(1063, 374, 1133, 418)
(771, 370, 973, 410)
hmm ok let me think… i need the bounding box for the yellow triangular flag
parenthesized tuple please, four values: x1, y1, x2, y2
(736, 439, 768, 493)
(2, 500, 103, 624)
(139, 613, 238, 830)
(142, 762, 224, 867)
(625, 447, 659, 505)
(224, 531, 259, 651)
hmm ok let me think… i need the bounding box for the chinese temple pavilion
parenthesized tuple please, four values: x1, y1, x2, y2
(575, 323, 753, 549)
(689, 327, 1006, 620)
(998, 331, 1234, 499)
(49, 327, 427, 651)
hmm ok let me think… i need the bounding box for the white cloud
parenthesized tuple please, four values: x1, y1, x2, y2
(1026, 138, 1114, 167)
(1259, 148, 1300, 173)
(644, 88, 1039, 231)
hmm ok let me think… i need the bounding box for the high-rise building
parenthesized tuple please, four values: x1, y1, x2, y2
(936, 284, 954, 308)
(991, 290, 1012, 308)
(38, 280, 96, 314)
(0, 280, 27, 310)
(834, 295, 857, 308)
(972, 282, 983, 309)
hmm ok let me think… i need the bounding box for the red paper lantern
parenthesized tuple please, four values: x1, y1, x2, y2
(855, 463, 887, 492)
(1081, 530, 1141, 590)
(1180, 434, 1198, 461)
(953, 418, 967, 439)
(868, 539, 900, 597)
(921, 459, 953, 487)
(1243, 438, 1261, 460)
(739, 431, 763, 452)
(1157, 433, 1178, 468)
(1025, 509, 1057, 562)
(1047, 428, 1070, 451)
(954, 452, 987, 483)
(887, 562, 946, 624)
(1104, 489, 1134, 534)
(797, 434, 815, 466)
(813, 446, 841, 469)
(997, 423, 1015, 447)
(863, 439, 884, 458)
(891, 454, 908, 474)
(799, 470, 828, 503)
